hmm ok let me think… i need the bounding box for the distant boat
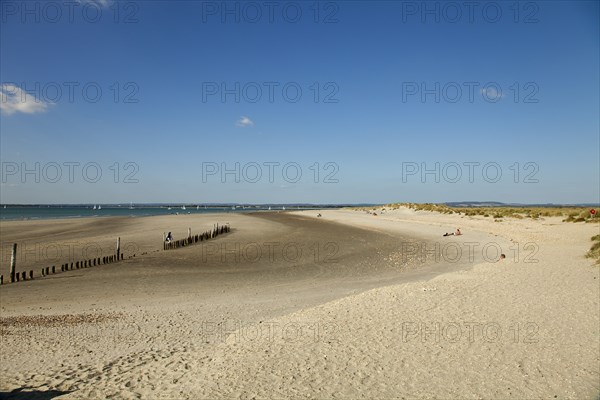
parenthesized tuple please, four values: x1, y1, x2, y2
(93, 205, 97, 210)
(167, 207, 172, 210)
(231, 206, 235, 210)
(181, 205, 186, 210)
(129, 202, 134, 210)
(268, 206, 271, 211)
(282, 206, 285, 210)
(98, 205, 102, 210)
(196, 205, 200, 210)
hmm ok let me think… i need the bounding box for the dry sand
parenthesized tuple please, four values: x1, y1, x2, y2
(0, 208, 598, 399)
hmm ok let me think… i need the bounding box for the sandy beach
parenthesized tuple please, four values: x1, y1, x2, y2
(0, 208, 598, 399)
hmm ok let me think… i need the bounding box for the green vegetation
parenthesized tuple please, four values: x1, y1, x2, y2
(587, 234, 600, 265)
(380, 203, 599, 222)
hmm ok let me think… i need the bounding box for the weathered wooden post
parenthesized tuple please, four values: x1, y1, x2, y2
(41, 268, 45, 277)
(21, 271, 26, 281)
(45, 267, 50, 275)
(0, 275, 3, 284)
(52, 266, 55, 274)
(10, 243, 17, 283)
(29, 270, 33, 279)
(116, 237, 121, 261)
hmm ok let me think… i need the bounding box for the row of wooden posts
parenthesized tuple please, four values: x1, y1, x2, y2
(2, 223, 232, 285)
(163, 223, 230, 250)
(0, 238, 123, 286)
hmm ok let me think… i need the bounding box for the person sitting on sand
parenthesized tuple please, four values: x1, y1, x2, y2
(166, 232, 173, 242)
(455, 228, 462, 236)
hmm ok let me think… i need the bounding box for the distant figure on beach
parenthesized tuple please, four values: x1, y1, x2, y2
(443, 229, 462, 237)
(166, 232, 173, 243)
(317, 213, 322, 217)
(499, 253, 506, 261)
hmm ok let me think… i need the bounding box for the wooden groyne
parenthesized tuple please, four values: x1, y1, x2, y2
(1, 237, 125, 286)
(163, 223, 231, 250)
(1, 223, 232, 286)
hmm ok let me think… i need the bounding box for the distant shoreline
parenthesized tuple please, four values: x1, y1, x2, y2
(0, 206, 334, 222)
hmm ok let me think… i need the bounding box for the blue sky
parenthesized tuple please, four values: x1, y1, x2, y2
(1, 0, 598, 204)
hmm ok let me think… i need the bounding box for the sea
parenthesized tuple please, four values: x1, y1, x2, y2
(0, 205, 339, 221)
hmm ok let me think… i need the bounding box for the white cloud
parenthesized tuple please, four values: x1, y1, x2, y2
(236, 116, 254, 127)
(0, 84, 50, 116)
(480, 86, 505, 100)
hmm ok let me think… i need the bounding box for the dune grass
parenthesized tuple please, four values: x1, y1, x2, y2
(587, 234, 600, 265)
(377, 203, 599, 223)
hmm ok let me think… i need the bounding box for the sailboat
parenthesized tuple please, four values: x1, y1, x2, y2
(181, 205, 186, 210)
(129, 202, 134, 210)
(282, 206, 286, 210)
(98, 205, 102, 210)
(93, 205, 97, 210)
(196, 205, 200, 210)
(268, 206, 271, 211)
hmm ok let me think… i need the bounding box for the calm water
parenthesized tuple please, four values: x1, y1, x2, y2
(0, 205, 323, 221)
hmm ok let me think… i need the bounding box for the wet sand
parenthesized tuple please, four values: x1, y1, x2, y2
(0, 212, 440, 317)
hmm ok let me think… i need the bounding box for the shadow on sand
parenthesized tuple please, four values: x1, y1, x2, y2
(0, 389, 71, 400)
